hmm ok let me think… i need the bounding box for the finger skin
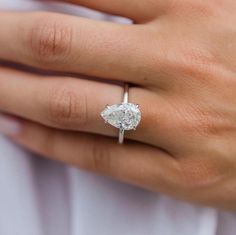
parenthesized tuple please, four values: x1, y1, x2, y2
(0, 67, 122, 136)
(0, 67, 172, 147)
(7, 116, 236, 211)
(6, 116, 236, 211)
(61, 0, 164, 22)
(9, 119, 179, 195)
(0, 11, 154, 85)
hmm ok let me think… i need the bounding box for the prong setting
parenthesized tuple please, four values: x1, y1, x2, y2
(101, 84, 141, 144)
(101, 103, 141, 131)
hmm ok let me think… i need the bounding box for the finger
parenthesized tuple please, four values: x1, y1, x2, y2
(0, 11, 157, 85)
(60, 0, 164, 22)
(8, 119, 180, 194)
(0, 67, 170, 146)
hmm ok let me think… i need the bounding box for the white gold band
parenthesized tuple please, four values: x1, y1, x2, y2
(118, 84, 129, 144)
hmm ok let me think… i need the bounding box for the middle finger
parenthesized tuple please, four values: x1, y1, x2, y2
(0, 11, 158, 86)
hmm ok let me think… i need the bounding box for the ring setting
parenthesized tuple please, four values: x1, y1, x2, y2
(101, 84, 141, 144)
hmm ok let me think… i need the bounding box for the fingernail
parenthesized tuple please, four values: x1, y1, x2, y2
(0, 114, 22, 136)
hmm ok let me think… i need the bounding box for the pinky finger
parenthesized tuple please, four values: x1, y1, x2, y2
(4, 116, 180, 194)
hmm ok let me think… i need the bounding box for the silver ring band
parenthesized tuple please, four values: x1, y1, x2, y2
(118, 84, 129, 144)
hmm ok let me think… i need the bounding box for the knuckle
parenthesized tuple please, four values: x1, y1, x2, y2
(89, 137, 112, 173)
(45, 84, 88, 128)
(177, 158, 227, 190)
(179, 106, 226, 137)
(173, 46, 217, 81)
(172, 1, 215, 17)
(189, 115, 218, 136)
(40, 128, 58, 158)
(27, 13, 73, 64)
(156, 41, 218, 86)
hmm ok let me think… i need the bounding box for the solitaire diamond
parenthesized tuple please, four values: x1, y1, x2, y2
(101, 103, 141, 130)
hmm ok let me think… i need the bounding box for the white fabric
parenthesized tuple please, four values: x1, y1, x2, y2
(0, 1, 236, 234)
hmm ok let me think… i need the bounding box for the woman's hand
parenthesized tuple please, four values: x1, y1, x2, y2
(0, 0, 236, 210)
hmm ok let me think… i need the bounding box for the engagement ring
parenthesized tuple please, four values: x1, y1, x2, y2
(101, 84, 141, 144)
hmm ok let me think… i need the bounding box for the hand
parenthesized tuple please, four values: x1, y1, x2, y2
(0, 0, 235, 210)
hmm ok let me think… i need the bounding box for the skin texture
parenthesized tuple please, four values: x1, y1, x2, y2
(0, 0, 236, 210)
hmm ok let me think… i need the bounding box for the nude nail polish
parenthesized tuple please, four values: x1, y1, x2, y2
(0, 114, 22, 136)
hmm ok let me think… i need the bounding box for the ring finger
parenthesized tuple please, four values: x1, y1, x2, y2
(0, 67, 170, 147)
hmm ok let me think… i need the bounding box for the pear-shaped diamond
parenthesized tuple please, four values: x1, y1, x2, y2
(101, 103, 141, 130)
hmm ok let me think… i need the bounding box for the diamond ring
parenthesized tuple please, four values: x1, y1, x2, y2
(101, 84, 141, 144)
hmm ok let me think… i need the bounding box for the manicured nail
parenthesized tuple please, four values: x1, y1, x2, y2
(0, 114, 22, 136)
